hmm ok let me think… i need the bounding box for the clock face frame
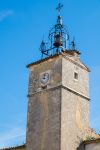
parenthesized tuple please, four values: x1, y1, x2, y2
(40, 72, 49, 85)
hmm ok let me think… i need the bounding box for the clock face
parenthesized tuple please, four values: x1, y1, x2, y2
(40, 73, 49, 84)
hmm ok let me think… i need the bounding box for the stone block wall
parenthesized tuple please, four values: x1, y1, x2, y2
(26, 88, 61, 150)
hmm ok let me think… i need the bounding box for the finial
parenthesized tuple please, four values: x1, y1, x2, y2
(57, 15, 63, 25)
(71, 37, 76, 50)
(40, 40, 47, 58)
(56, 2, 63, 15)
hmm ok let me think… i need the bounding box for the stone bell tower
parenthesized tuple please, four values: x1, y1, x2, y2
(26, 3, 90, 150)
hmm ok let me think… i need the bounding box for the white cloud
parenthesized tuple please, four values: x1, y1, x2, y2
(0, 127, 26, 148)
(0, 10, 14, 22)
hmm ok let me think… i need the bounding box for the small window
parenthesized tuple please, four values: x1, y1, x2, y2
(74, 72, 78, 80)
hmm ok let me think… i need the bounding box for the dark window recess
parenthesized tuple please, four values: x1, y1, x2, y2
(42, 85, 47, 89)
(74, 72, 78, 80)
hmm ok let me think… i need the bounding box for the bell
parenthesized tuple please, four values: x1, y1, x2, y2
(54, 34, 63, 47)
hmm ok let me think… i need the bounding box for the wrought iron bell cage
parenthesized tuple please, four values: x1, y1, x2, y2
(40, 3, 70, 58)
(48, 15, 69, 54)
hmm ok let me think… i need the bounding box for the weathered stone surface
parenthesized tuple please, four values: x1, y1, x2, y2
(78, 139, 100, 150)
(28, 56, 62, 95)
(85, 142, 100, 150)
(26, 52, 90, 150)
(61, 89, 89, 150)
(27, 89, 61, 150)
(62, 56, 89, 97)
(61, 55, 90, 150)
(27, 56, 62, 150)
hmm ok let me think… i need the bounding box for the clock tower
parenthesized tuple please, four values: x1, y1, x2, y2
(26, 3, 90, 150)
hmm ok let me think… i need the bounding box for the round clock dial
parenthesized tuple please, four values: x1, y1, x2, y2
(41, 73, 49, 84)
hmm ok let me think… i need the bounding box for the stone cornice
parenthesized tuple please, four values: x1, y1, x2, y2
(28, 84, 90, 101)
(26, 52, 90, 72)
(62, 53, 90, 72)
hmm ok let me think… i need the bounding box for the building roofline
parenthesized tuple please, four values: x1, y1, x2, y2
(26, 53, 60, 68)
(0, 144, 25, 150)
(83, 138, 100, 144)
(26, 51, 90, 72)
(26, 50, 80, 68)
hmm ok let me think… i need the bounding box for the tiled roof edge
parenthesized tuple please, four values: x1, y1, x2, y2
(0, 144, 26, 150)
(83, 138, 100, 144)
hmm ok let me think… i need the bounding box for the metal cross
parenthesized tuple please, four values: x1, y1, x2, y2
(56, 3, 63, 15)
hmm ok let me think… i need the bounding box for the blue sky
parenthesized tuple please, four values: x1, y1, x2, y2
(0, 0, 100, 148)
